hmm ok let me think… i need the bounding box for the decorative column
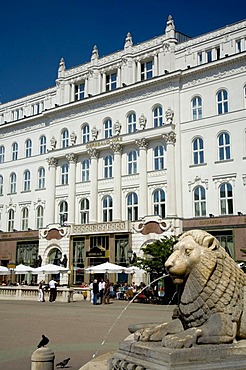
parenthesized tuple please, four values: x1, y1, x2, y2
(136, 59, 141, 81)
(101, 71, 106, 93)
(135, 138, 148, 218)
(163, 131, 177, 217)
(46, 157, 58, 225)
(66, 153, 77, 224)
(87, 148, 99, 223)
(110, 143, 122, 221)
(154, 52, 158, 76)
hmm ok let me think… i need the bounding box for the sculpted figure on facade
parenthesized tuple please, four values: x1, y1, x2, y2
(91, 126, 98, 140)
(165, 107, 174, 124)
(124, 32, 133, 48)
(113, 120, 121, 136)
(70, 131, 77, 145)
(50, 136, 57, 150)
(139, 113, 147, 130)
(91, 45, 99, 61)
(135, 229, 246, 348)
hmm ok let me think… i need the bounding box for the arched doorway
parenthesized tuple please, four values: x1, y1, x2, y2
(48, 247, 62, 265)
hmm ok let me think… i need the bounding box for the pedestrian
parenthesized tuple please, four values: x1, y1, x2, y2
(103, 279, 110, 304)
(98, 279, 105, 304)
(49, 277, 57, 302)
(92, 279, 99, 305)
(38, 280, 45, 302)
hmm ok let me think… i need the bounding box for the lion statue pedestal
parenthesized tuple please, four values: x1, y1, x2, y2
(108, 230, 246, 370)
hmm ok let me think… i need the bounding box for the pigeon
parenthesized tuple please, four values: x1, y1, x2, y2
(37, 334, 49, 348)
(56, 358, 70, 368)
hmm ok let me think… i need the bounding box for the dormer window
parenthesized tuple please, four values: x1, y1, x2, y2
(106, 72, 117, 91)
(141, 60, 153, 80)
(75, 83, 85, 100)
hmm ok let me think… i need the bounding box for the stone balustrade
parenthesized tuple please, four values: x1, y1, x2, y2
(0, 286, 91, 303)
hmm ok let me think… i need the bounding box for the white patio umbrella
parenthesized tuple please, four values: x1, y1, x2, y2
(85, 261, 127, 274)
(0, 266, 10, 275)
(33, 264, 68, 274)
(124, 266, 147, 274)
(14, 264, 35, 274)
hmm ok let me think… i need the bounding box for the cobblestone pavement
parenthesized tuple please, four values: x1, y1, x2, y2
(0, 299, 174, 370)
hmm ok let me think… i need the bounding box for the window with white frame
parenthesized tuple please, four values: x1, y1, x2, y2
(8, 209, 14, 232)
(127, 112, 137, 133)
(25, 139, 32, 158)
(104, 155, 113, 178)
(39, 135, 46, 155)
(10, 173, 17, 194)
(75, 83, 85, 100)
(61, 163, 69, 185)
(80, 198, 89, 224)
(206, 49, 212, 63)
(141, 60, 153, 80)
(12, 142, 18, 161)
(217, 89, 229, 115)
(192, 96, 202, 120)
(59, 201, 68, 225)
(0, 145, 5, 163)
(21, 207, 29, 231)
(192, 137, 204, 165)
(104, 119, 112, 139)
(36, 205, 44, 229)
(236, 39, 242, 53)
(38, 167, 45, 189)
(198, 52, 203, 64)
(0, 175, 3, 196)
(82, 124, 90, 144)
(218, 132, 231, 161)
(193, 186, 206, 217)
(127, 192, 138, 221)
(102, 195, 113, 222)
(128, 150, 138, 175)
(153, 106, 163, 127)
(82, 159, 90, 182)
(23, 170, 31, 191)
(61, 129, 69, 148)
(106, 72, 117, 91)
(154, 145, 164, 170)
(32, 101, 44, 115)
(12, 108, 23, 121)
(220, 183, 233, 215)
(153, 189, 165, 218)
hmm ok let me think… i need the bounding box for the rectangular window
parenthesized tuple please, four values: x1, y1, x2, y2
(141, 61, 153, 80)
(75, 83, 85, 100)
(198, 52, 203, 64)
(106, 73, 117, 91)
(216, 47, 220, 60)
(236, 40, 242, 53)
(206, 50, 212, 63)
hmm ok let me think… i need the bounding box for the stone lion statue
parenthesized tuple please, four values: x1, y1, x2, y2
(135, 229, 246, 348)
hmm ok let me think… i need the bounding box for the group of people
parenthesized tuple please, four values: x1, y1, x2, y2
(38, 278, 57, 302)
(91, 278, 112, 305)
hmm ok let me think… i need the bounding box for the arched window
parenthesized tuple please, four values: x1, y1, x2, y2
(61, 163, 69, 185)
(21, 207, 29, 231)
(128, 150, 138, 174)
(217, 89, 229, 115)
(154, 145, 164, 170)
(59, 201, 68, 225)
(194, 186, 206, 217)
(153, 189, 165, 218)
(218, 132, 231, 160)
(192, 137, 204, 165)
(127, 113, 137, 133)
(127, 192, 138, 221)
(38, 167, 45, 189)
(80, 198, 89, 224)
(10, 172, 17, 194)
(220, 183, 233, 215)
(25, 139, 32, 158)
(104, 119, 112, 139)
(23, 170, 31, 191)
(12, 142, 18, 161)
(0, 145, 5, 163)
(0, 175, 3, 196)
(61, 129, 69, 148)
(36, 205, 44, 229)
(82, 159, 90, 182)
(102, 195, 113, 222)
(39, 135, 46, 154)
(104, 155, 113, 178)
(8, 209, 15, 232)
(82, 124, 90, 144)
(191, 96, 202, 120)
(153, 106, 163, 127)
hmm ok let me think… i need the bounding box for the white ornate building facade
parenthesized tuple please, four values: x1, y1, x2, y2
(0, 16, 245, 284)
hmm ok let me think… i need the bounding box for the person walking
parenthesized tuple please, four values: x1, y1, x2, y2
(92, 279, 99, 305)
(49, 278, 57, 302)
(38, 280, 45, 302)
(103, 279, 110, 304)
(98, 279, 105, 304)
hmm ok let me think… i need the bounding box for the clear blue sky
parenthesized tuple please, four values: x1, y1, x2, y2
(0, 0, 245, 104)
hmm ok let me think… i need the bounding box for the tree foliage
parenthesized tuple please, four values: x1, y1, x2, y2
(136, 235, 178, 276)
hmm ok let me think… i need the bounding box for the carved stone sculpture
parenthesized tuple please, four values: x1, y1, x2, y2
(135, 229, 246, 348)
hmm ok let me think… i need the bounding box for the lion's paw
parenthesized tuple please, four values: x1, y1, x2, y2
(162, 328, 202, 348)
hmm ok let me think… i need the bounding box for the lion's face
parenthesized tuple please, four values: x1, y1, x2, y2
(165, 235, 204, 285)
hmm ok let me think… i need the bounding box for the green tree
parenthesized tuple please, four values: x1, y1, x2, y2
(136, 235, 178, 277)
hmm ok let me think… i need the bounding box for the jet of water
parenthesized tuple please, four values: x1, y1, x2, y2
(92, 273, 170, 359)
